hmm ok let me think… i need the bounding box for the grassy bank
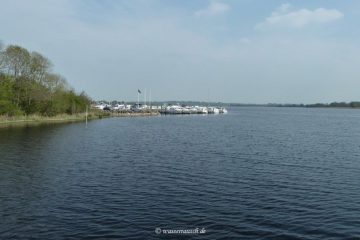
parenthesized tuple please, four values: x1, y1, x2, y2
(0, 110, 160, 127)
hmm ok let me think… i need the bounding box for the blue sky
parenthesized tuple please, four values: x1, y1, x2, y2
(1, 0, 360, 103)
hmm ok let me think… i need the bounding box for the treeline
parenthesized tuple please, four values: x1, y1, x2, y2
(0, 42, 90, 116)
(229, 102, 360, 108)
(306, 102, 360, 108)
(266, 102, 360, 108)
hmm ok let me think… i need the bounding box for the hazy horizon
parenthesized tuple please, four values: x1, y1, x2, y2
(1, 0, 360, 104)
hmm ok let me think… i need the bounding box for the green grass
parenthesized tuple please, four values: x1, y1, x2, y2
(0, 113, 88, 126)
(0, 110, 159, 127)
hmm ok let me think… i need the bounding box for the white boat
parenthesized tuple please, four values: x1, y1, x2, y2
(113, 104, 125, 110)
(207, 107, 220, 114)
(197, 106, 208, 114)
(94, 103, 111, 110)
(188, 107, 199, 114)
(219, 107, 228, 114)
(166, 105, 183, 114)
(182, 107, 191, 114)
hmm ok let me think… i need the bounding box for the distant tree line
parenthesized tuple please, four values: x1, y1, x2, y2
(306, 102, 360, 108)
(230, 102, 360, 108)
(0, 42, 90, 116)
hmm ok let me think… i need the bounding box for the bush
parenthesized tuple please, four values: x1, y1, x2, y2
(0, 100, 23, 116)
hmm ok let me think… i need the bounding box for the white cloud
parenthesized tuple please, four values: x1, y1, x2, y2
(2, 0, 359, 103)
(194, 1, 230, 17)
(256, 3, 343, 29)
(276, 3, 291, 13)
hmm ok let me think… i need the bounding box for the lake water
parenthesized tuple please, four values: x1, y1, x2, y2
(1, 107, 360, 239)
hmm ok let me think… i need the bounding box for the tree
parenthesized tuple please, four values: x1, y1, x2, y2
(43, 73, 67, 93)
(29, 52, 52, 83)
(0, 42, 91, 117)
(3, 45, 31, 78)
(0, 75, 22, 116)
(350, 102, 360, 108)
(0, 41, 5, 73)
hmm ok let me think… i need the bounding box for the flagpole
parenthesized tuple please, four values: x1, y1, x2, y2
(137, 91, 139, 108)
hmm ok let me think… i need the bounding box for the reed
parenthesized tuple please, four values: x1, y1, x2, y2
(0, 111, 159, 127)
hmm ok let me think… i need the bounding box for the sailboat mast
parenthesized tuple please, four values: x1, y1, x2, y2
(144, 88, 147, 107)
(149, 88, 152, 110)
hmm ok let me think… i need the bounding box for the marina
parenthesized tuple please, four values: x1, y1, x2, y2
(160, 105, 228, 114)
(93, 102, 228, 115)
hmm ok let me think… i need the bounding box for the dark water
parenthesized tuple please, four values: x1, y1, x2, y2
(1, 107, 360, 240)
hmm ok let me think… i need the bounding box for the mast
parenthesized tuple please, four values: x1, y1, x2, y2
(149, 88, 152, 110)
(137, 90, 140, 108)
(144, 88, 147, 107)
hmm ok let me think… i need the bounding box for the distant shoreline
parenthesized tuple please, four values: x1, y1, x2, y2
(229, 102, 360, 109)
(230, 105, 360, 109)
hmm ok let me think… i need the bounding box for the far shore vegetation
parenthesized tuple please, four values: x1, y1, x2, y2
(229, 102, 360, 108)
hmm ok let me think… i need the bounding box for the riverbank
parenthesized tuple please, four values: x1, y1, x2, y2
(0, 111, 160, 127)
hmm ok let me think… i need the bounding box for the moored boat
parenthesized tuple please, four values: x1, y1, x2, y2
(219, 107, 228, 114)
(166, 105, 183, 114)
(207, 107, 220, 114)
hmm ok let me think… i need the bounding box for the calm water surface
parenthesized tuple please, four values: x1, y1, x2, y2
(1, 107, 360, 239)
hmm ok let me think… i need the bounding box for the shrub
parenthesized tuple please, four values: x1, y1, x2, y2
(0, 100, 23, 116)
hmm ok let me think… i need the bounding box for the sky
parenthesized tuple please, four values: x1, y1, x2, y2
(1, 0, 360, 103)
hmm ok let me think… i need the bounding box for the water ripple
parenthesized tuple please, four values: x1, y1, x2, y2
(1, 107, 360, 239)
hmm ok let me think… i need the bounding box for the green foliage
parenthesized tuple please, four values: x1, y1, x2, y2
(0, 100, 22, 116)
(0, 75, 23, 116)
(0, 75, 14, 100)
(0, 43, 91, 116)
